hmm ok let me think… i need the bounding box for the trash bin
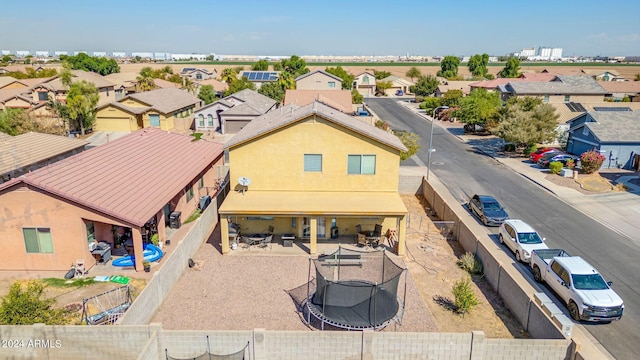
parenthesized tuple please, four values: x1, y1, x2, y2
(331, 226, 339, 239)
(169, 211, 182, 229)
(199, 195, 211, 211)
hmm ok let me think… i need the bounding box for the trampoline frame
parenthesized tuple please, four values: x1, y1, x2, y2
(304, 246, 407, 331)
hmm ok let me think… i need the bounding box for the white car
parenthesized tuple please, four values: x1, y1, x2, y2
(499, 219, 548, 263)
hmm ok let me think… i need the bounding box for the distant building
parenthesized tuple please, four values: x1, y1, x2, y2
(93, 51, 107, 57)
(54, 51, 68, 56)
(16, 51, 30, 57)
(520, 47, 536, 58)
(112, 52, 127, 58)
(35, 51, 49, 57)
(154, 52, 171, 61)
(536, 47, 563, 61)
(1, 50, 11, 55)
(131, 52, 153, 59)
(74, 51, 87, 56)
(171, 53, 208, 61)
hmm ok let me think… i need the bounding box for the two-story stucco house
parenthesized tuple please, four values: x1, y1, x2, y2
(295, 70, 343, 90)
(94, 87, 201, 132)
(353, 71, 376, 97)
(219, 101, 408, 255)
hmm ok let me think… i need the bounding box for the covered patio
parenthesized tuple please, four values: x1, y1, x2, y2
(219, 190, 408, 255)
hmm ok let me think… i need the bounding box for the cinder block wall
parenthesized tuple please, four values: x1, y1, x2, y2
(118, 203, 219, 325)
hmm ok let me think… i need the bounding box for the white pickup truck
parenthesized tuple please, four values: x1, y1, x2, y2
(530, 249, 624, 322)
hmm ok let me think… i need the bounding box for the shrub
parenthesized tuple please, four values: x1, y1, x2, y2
(457, 252, 483, 275)
(0, 280, 68, 325)
(523, 143, 538, 157)
(503, 143, 516, 152)
(565, 159, 575, 170)
(453, 277, 479, 316)
(580, 149, 605, 174)
(549, 161, 563, 174)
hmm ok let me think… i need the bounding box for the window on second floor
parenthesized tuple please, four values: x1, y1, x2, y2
(198, 177, 204, 189)
(564, 95, 570, 103)
(37, 91, 48, 101)
(347, 155, 376, 175)
(543, 94, 549, 103)
(304, 154, 322, 172)
(363, 75, 369, 84)
(328, 81, 336, 88)
(198, 114, 205, 127)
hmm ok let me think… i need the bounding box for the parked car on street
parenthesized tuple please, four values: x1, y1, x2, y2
(529, 147, 562, 163)
(396, 89, 404, 96)
(537, 153, 579, 168)
(468, 194, 509, 226)
(498, 219, 548, 263)
(531, 249, 624, 322)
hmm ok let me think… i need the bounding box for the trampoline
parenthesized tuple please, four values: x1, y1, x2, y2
(304, 246, 407, 330)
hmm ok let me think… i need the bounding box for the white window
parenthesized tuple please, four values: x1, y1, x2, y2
(23, 228, 54, 253)
(198, 114, 205, 127)
(328, 82, 336, 88)
(348, 155, 376, 174)
(543, 95, 549, 103)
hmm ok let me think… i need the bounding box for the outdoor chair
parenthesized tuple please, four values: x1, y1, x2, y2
(374, 224, 383, 237)
(259, 234, 273, 250)
(75, 259, 86, 278)
(355, 224, 362, 234)
(267, 225, 274, 235)
(241, 236, 254, 250)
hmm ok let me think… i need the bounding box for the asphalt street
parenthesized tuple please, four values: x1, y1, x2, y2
(366, 97, 640, 360)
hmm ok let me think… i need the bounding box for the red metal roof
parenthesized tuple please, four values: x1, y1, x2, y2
(2, 128, 223, 227)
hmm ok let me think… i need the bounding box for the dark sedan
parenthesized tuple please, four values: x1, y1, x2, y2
(468, 194, 509, 226)
(537, 153, 579, 168)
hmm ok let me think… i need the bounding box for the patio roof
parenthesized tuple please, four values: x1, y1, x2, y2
(219, 190, 408, 216)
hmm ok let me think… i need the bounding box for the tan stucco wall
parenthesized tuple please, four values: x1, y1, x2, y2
(296, 73, 342, 90)
(2, 82, 29, 89)
(120, 98, 150, 108)
(545, 94, 604, 103)
(228, 116, 400, 192)
(3, 97, 31, 108)
(142, 112, 173, 131)
(0, 184, 134, 271)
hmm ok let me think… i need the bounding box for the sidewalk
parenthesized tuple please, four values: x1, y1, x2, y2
(400, 101, 640, 246)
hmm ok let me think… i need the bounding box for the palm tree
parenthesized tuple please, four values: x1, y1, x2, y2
(220, 68, 238, 84)
(136, 66, 156, 92)
(277, 72, 296, 90)
(182, 78, 198, 94)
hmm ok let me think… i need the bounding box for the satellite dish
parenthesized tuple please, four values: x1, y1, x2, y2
(238, 177, 251, 186)
(238, 176, 251, 195)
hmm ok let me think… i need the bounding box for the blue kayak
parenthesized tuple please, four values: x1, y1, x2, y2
(112, 243, 163, 267)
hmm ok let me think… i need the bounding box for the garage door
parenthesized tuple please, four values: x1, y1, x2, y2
(224, 120, 250, 134)
(95, 117, 136, 132)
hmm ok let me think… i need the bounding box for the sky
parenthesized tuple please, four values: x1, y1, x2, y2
(1, 0, 638, 57)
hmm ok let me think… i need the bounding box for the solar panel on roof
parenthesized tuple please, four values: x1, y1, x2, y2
(566, 102, 587, 112)
(248, 72, 257, 80)
(257, 73, 265, 80)
(593, 107, 631, 112)
(269, 73, 278, 80)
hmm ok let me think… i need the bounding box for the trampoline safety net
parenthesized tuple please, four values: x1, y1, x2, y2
(307, 246, 406, 330)
(165, 340, 248, 360)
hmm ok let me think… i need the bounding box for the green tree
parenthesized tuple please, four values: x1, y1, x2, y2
(452, 277, 479, 316)
(66, 80, 99, 134)
(498, 57, 521, 78)
(491, 98, 559, 149)
(1, 55, 11, 63)
(437, 55, 461, 79)
(136, 66, 157, 92)
(0, 280, 68, 325)
(252, 59, 269, 71)
(59, 62, 74, 89)
(325, 66, 354, 90)
(277, 71, 296, 90)
(394, 130, 421, 161)
(455, 88, 501, 126)
(634, 73, 640, 81)
(468, 53, 489, 78)
(220, 68, 238, 84)
(405, 67, 421, 81)
(224, 77, 256, 96)
(258, 82, 285, 104)
(442, 89, 464, 107)
(418, 97, 442, 113)
(278, 55, 309, 78)
(373, 70, 391, 80)
(409, 75, 439, 97)
(375, 81, 393, 95)
(198, 85, 217, 104)
(351, 89, 364, 104)
(60, 53, 119, 75)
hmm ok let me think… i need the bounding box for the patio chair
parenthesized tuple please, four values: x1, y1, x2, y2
(374, 224, 383, 237)
(355, 224, 362, 234)
(240, 236, 254, 250)
(259, 234, 273, 250)
(75, 259, 86, 278)
(267, 225, 274, 235)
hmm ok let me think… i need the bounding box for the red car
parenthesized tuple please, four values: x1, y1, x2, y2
(529, 147, 561, 163)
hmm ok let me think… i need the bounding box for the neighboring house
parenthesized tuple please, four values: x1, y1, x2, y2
(434, 81, 475, 97)
(219, 101, 409, 256)
(197, 78, 228, 97)
(193, 89, 276, 134)
(35, 70, 117, 106)
(180, 68, 217, 81)
(0, 65, 45, 74)
(566, 111, 640, 170)
(353, 71, 376, 97)
(378, 76, 414, 95)
(94, 87, 201, 132)
(600, 81, 640, 101)
(583, 69, 625, 81)
(518, 72, 557, 82)
(283, 89, 353, 114)
(501, 76, 607, 104)
(0, 128, 225, 272)
(103, 72, 137, 100)
(295, 70, 343, 90)
(0, 132, 88, 183)
(541, 68, 588, 76)
(239, 71, 279, 89)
